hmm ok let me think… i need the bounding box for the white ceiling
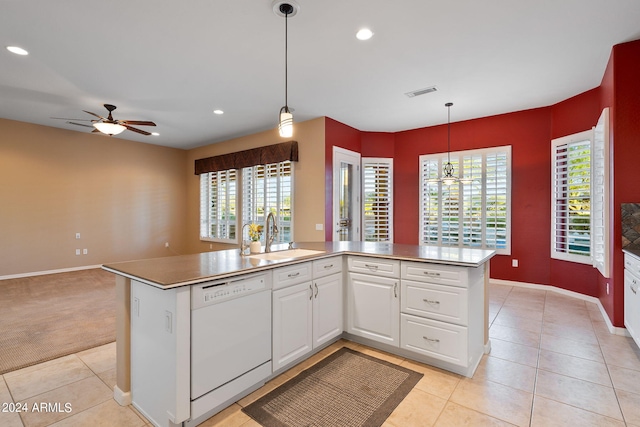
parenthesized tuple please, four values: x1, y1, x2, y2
(1, 0, 639, 149)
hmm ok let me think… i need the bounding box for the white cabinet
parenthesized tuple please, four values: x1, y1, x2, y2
(347, 257, 400, 346)
(272, 258, 343, 372)
(272, 281, 313, 371)
(625, 253, 640, 346)
(313, 273, 343, 348)
(400, 261, 484, 377)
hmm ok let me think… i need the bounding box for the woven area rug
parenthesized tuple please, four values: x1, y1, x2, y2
(0, 268, 116, 374)
(243, 347, 423, 427)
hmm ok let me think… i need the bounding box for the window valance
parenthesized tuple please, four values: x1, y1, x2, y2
(194, 140, 298, 175)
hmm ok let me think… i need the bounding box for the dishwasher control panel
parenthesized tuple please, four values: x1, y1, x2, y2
(191, 272, 271, 310)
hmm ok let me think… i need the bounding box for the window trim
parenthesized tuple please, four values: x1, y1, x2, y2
(550, 129, 593, 264)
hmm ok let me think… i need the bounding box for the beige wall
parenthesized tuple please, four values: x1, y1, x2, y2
(0, 119, 188, 277)
(186, 117, 326, 254)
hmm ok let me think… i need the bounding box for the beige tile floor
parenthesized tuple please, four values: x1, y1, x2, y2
(3, 283, 640, 426)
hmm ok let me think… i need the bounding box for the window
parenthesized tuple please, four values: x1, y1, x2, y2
(551, 130, 592, 263)
(200, 169, 238, 243)
(420, 146, 511, 254)
(362, 158, 393, 242)
(242, 161, 293, 244)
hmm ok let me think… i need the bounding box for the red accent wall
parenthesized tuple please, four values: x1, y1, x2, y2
(324, 118, 362, 240)
(394, 108, 555, 286)
(608, 40, 640, 326)
(548, 89, 602, 296)
(322, 39, 640, 326)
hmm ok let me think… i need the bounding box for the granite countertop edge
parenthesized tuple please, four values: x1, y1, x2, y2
(102, 242, 496, 290)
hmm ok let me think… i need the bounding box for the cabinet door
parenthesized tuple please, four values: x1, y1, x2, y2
(347, 272, 399, 346)
(625, 270, 639, 344)
(272, 282, 313, 371)
(313, 273, 343, 348)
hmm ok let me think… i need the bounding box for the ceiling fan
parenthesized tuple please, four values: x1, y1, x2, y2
(53, 104, 156, 136)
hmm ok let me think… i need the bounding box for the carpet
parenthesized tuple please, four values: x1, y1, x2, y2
(242, 347, 423, 427)
(0, 268, 116, 374)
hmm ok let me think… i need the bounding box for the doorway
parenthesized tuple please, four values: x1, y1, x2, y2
(332, 147, 361, 241)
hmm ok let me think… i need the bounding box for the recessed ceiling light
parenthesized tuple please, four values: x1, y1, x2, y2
(151, 132, 160, 136)
(7, 46, 28, 55)
(356, 28, 373, 41)
(213, 109, 224, 115)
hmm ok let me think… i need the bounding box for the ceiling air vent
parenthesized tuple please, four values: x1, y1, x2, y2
(405, 86, 438, 98)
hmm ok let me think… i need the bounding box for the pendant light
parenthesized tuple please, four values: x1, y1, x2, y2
(441, 102, 458, 186)
(277, 2, 295, 138)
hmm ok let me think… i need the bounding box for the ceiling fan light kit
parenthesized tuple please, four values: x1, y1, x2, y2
(93, 122, 126, 135)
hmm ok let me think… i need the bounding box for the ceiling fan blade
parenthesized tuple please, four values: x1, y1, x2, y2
(83, 110, 105, 120)
(51, 117, 94, 121)
(120, 120, 156, 126)
(66, 121, 94, 128)
(124, 125, 151, 136)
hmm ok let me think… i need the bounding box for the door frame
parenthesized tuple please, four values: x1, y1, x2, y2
(332, 147, 361, 241)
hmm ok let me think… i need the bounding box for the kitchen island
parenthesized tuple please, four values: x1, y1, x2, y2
(103, 242, 494, 427)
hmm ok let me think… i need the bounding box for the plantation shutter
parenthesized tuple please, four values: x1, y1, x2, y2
(200, 169, 237, 241)
(362, 158, 393, 242)
(551, 133, 591, 262)
(592, 109, 610, 277)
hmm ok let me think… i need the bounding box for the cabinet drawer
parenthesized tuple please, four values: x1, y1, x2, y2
(401, 314, 468, 367)
(401, 261, 469, 288)
(348, 256, 400, 278)
(401, 280, 468, 325)
(313, 256, 343, 279)
(625, 253, 640, 278)
(273, 262, 313, 290)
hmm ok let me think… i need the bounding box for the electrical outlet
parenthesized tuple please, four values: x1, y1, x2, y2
(512, 259, 519, 267)
(165, 242, 170, 248)
(83, 249, 88, 255)
(75, 249, 80, 255)
(315, 224, 324, 231)
(75, 233, 81, 239)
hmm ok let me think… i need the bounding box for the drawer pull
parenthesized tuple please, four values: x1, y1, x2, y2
(423, 299, 440, 305)
(423, 271, 441, 277)
(288, 272, 300, 278)
(364, 264, 379, 271)
(323, 264, 334, 269)
(314, 283, 319, 298)
(423, 336, 440, 343)
(394, 282, 398, 298)
(309, 284, 313, 300)
(632, 285, 637, 295)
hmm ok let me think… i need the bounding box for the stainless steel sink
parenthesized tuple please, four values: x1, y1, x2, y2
(247, 248, 325, 261)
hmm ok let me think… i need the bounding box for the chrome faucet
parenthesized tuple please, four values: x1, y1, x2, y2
(239, 223, 250, 256)
(265, 212, 279, 253)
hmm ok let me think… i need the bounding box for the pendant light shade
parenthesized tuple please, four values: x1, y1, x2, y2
(278, 106, 293, 137)
(277, 2, 296, 137)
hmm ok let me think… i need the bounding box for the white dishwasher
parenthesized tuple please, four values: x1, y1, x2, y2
(190, 272, 272, 424)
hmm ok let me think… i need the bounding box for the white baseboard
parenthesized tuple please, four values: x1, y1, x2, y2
(490, 278, 628, 336)
(113, 385, 132, 406)
(0, 264, 103, 281)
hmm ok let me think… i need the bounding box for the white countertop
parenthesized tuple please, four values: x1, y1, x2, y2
(102, 241, 495, 289)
